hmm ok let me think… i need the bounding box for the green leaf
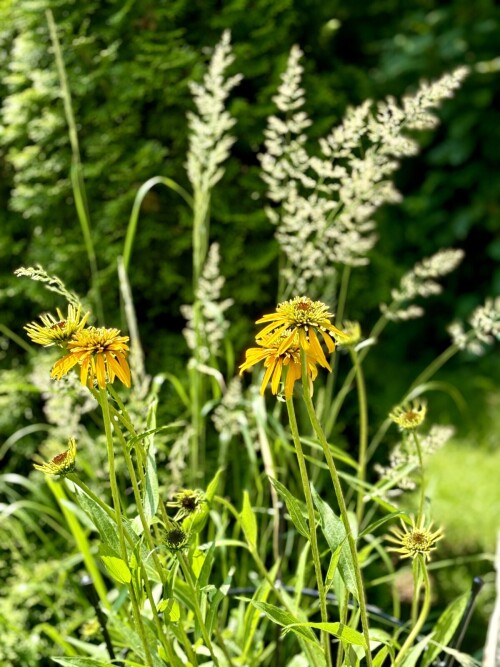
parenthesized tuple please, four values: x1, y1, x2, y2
(400, 634, 430, 667)
(311, 485, 358, 599)
(240, 490, 257, 548)
(98, 544, 131, 584)
(143, 444, 159, 522)
(285, 622, 367, 648)
(358, 511, 407, 540)
(373, 646, 391, 667)
(269, 476, 309, 539)
(252, 601, 320, 646)
(205, 468, 223, 502)
(158, 597, 181, 622)
(206, 566, 235, 636)
(421, 593, 468, 667)
(241, 561, 280, 661)
(75, 487, 121, 555)
(325, 543, 343, 594)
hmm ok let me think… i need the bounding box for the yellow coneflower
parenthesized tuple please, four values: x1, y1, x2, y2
(255, 296, 347, 369)
(24, 305, 89, 347)
(51, 326, 131, 389)
(387, 516, 443, 562)
(390, 399, 427, 430)
(167, 489, 207, 521)
(239, 330, 320, 399)
(33, 437, 77, 476)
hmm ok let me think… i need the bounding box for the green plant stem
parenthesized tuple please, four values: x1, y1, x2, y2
(394, 556, 431, 666)
(97, 388, 154, 667)
(46, 9, 103, 324)
(114, 424, 166, 584)
(300, 350, 373, 667)
(350, 348, 368, 528)
(286, 397, 333, 667)
(178, 551, 220, 667)
(412, 431, 426, 524)
(210, 495, 325, 667)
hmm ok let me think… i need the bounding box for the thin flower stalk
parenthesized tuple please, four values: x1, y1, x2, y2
(413, 431, 425, 523)
(67, 473, 178, 663)
(394, 555, 432, 666)
(113, 424, 166, 585)
(299, 350, 373, 667)
(286, 394, 333, 667)
(350, 348, 369, 527)
(177, 552, 221, 667)
(96, 388, 156, 667)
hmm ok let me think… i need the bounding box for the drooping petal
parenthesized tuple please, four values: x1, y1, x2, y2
(51, 353, 81, 380)
(308, 328, 330, 370)
(259, 359, 276, 395)
(95, 353, 107, 388)
(271, 358, 283, 395)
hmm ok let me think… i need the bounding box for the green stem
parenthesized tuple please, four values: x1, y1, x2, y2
(97, 388, 154, 667)
(178, 552, 220, 667)
(412, 431, 426, 524)
(286, 397, 333, 667)
(350, 349, 368, 528)
(300, 351, 373, 667)
(394, 556, 431, 666)
(114, 424, 166, 584)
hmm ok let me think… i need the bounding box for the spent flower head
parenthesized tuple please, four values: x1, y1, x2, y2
(387, 516, 444, 562)
(33, 437, 77, 476)
(25, 305, 89, 347)
(240, 329, 319, 400)
(167, 489, 207, 521)
(51, 326, 131, 390)
(390, 399, 427, 430)
(255, 296, 347, 369)
(163, 522, 190, 553)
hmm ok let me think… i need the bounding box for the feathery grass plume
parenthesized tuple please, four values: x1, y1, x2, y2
(181, 243, 233, 362)
(33, 437, 77, 476)
(15, 265, 81, 307)
(380, 248, 465, 321)
(375, 425, 455, 491)
(448, 296, 500, 355)
(387, 516, 444, 562)
(186, 30, 242, 196)
(259, 50, 468, 295)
